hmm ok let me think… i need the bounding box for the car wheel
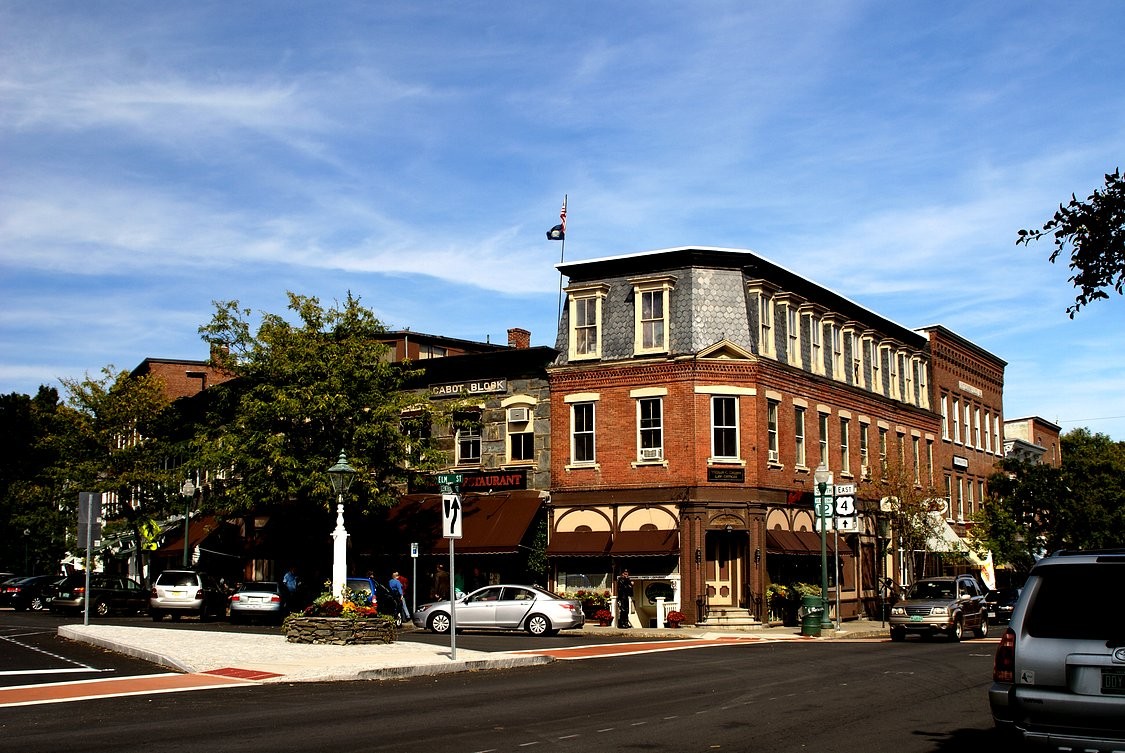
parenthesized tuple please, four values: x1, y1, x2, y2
(950, 619, 963, 642)
(526, 613, 552, 637)
(890, 627, 905, 642)
(150, 610, 163, 622)
(31, 597, 46, 611)
(94, 600, 110, 618)
(199, 606, 209, 622)
(974, 614, 989, 639)
(429, 612, 451, 635)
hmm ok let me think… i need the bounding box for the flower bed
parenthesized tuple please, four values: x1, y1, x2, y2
(284, 616, 397, 645)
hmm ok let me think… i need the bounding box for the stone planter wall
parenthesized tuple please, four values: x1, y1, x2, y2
(284, 616, 397, 645)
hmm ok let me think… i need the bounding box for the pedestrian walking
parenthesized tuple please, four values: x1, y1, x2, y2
(616, 569, 633, 628)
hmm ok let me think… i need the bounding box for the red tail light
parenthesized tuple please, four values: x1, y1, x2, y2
(74, 587, 85, 596)
(270, 595, 281, 603)
(230, 594, 241, 602)
(993, 628, 1016, 683)
(151, 587, 158, 597)
(194, 589, 203, 599)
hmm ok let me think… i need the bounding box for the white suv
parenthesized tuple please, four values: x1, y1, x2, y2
(990, 549, 1125, 749)
(149, 569, 227, 621)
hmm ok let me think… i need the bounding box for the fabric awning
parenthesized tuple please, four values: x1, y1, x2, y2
(609, 529, 679, 556)
(155, 515, 221, 555)
(388, 491, 544, 555)
(766, 529, 852, 556)
(546, 531, 612, 557)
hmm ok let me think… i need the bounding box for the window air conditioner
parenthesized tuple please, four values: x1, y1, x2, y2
(507, 407, 530, 423)
(768, 449, 779, 462)
(640, 447, 663, 461)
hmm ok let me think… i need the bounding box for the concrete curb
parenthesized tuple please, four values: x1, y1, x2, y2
(59, 624, 196, 674)
(357, 654, 554, 680)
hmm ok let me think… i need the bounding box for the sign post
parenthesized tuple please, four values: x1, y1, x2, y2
(440, 485, 463, 660)
(78, 492, 102, 627)
(410, 542, 418, 613)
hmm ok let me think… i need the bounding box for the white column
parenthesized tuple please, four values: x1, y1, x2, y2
(330, 502, 348, 600)
(655, 597, 666, 627)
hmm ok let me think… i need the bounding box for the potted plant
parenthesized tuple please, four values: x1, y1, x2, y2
(666, 610, 685, 628)
(593, 609, 613, 627)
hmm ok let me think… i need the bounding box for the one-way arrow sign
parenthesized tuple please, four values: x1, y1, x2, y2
(442, 493, 463, 539)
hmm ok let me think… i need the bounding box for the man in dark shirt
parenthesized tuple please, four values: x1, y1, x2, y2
(616, 569, 633, 628)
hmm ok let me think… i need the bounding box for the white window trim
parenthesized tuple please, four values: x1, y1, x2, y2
(630, 275, 675, 356)
(634, 393, 667, 466)
(709, 394, 743, 464)
(565, 393, 600, 470)
(566, 283, 609, 362)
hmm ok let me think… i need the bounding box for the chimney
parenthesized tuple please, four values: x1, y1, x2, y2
(507, 328, 531, 349)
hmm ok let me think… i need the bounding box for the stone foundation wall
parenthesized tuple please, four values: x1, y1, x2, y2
(284, 616, 397, 645)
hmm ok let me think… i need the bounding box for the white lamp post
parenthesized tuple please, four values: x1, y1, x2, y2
(327, 451, 356, 601)
(180, 478, 196, 568)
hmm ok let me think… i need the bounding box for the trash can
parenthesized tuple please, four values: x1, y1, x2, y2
(800, 595, 824, 637)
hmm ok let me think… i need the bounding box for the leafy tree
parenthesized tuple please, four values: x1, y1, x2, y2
(972, 428, 1125, 573)
(193, 292, 441, 520)
(0, 387, 73, 573)
(57, 367, 176, 576)
(861, 461, 948, 584)
(1018, 168, 1125, 317)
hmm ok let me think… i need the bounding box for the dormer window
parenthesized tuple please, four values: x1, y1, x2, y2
(566, 283, 609, 361)
(630, 274, 675, 356)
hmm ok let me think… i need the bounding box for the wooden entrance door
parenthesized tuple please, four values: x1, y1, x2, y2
(705, 531, 745, 607)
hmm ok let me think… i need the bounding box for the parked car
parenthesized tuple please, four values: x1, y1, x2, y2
(983, 587, 1021, 624)
(345, 576, 402, 626)
(50, 573, 148, 616)
(889, 574, 988, 642)
(149, 569, 227, 621)
(412, 584, 584, 636)
(5, 574, 65, 612)
(0, 575, 25, 607)
(990, 549, 1125, 749)
(228, 581, 284, 625)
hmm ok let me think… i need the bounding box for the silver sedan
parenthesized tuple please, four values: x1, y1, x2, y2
(228, 581, 285, 625)
(412, 584, 584, 636)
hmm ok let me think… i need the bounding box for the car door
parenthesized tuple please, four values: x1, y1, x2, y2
(958, 577, 982, 627)
(458, 586, 503, 628)
(494, 587, 537, 628)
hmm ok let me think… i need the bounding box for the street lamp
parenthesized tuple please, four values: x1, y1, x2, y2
(180, 478, 196, 568)
(327, 450, 356, 601)
(814, 465, 833, 629)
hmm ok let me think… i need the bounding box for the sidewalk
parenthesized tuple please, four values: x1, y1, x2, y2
(58, 619, 890, 684)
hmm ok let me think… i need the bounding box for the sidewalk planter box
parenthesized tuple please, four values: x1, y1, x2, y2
(284, 616, 397, 645)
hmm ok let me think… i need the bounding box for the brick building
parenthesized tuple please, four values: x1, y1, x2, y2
(546, 247, 1005, 627)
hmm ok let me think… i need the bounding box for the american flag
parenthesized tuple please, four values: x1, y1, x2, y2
(559, 197, 567, 233)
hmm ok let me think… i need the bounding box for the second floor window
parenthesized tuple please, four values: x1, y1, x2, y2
(819, 412, 830, 468)
(712, 396, 738, 460)
(859, 423, 870, 474)
(767, 400, 780, 463)
(794, 406, 807, 467)
(638, 397, 663, 459)
(572, 402, 596, 464)
(455, 413, 481, 465)
(840, 417, 850, 474)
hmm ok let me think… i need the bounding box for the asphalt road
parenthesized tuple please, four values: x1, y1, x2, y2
(0, 608, 1003, 753)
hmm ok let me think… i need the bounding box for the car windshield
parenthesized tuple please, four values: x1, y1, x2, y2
(907, 581, 955, 600)
(1025, 562, 1125, 641)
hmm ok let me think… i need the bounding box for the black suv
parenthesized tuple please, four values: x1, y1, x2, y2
(50, 573, 148, 616)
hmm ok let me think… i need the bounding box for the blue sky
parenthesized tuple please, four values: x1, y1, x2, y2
(2, 2, 1124, 440)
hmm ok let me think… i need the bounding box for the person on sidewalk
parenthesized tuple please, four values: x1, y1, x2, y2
(616, 569, 633, 629)
(389, 571, 410, 621)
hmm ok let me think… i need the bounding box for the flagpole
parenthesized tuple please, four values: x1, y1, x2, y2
(556, 194, 567, 332)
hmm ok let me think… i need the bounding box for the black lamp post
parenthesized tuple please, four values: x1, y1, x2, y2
(814, 465, 834, 629)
